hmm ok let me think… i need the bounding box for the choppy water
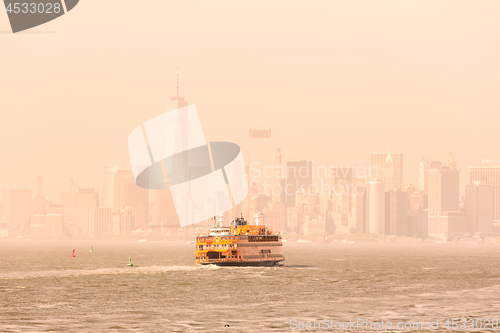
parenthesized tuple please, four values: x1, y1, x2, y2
(1, 241, 500, 332)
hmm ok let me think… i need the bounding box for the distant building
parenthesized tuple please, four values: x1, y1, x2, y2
(29, 214, 44, 237)
(430, 211, 466, 235)
(408, 207, 427, 238)
(43, 213, 64, 238)
(60, 195, 74, 224)
(419, 157, 429, 192)
(348, 188, 365, 234)
(286, 206, 304, 233)
(408, 191, 427, 210)
(112, 211, 134, 236)
(332, 179, 350, 217)
(328, 177, 365, 234)
(103, 165, 119, 209)
(3, 189, 32, 235)
(33, 194, 51, 215)
(119, 174, 149, 229)
(303, 218, 326, 235)
(366, 179, 385, 234)
(32, 174, 50, 215)
(470, 160, 500, 226)
(427, 167, 462, 236)
(248, 195, 270, 220)
(263, 201, 286, 233)
(385, 190, 408, 236)
(89, 207, 113, 237)
(43, 204, 66, 238)
(329, 166, 355, 182)
(74, 188, 98, 237)
(428, 168, 459, 212)
(271, 148, 284, 203)
(113, 166, 132, 212)
(248, 128, 273, 196)
(446, 152, 457, 170)
(465, 182, 494, 233)
(370, 149, 403, 191)
(150, 188, 180, 229)
(166, 63, 189, 112)
(285, 160, 313, 207)
(148, 64, 189, 228)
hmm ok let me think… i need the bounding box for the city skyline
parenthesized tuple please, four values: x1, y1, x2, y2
(1, 71, 496, 241)
(1, 146, 493, 201)
(2, 143, 499, 240)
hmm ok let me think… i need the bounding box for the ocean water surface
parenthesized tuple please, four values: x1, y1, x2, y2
(1, 241, 499, 332)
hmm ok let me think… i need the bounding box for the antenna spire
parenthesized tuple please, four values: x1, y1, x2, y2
(176, 62, 179, 99)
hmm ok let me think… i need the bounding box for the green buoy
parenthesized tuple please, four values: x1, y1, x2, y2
(127, 257, 133, 266)
(90, 246, 93, 253)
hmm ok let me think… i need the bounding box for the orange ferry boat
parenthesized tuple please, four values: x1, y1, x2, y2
(196, 213, 284, 266)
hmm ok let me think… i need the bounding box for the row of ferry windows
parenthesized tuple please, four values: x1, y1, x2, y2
(199, 236, 236, 242)
(197, 244, 235, 250)
(249, 235, 279, 242)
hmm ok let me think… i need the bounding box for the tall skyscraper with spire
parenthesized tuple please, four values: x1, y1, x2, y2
(166, 63, 188, 112)
(150, 63, 190, 228)
(370, 149, 403, 190)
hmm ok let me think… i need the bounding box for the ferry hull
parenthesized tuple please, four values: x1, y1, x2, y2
(199, 259, 284, 267)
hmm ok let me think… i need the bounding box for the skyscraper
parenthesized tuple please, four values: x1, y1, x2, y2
(470, 160, 500, 226)
(119, 174, 149, 229)
(407, 207, 427, 239)
(89, 207, 113, 237)
(385, 190, 408, 236)
(285, 160, 313, 207)
(32, 175, 50, 214)
(271, 148, 283, 203)
(248, 128, 273, 196)
(428, 168, 459, 212)
(465, 182, 494, 233)
(427, 167, 463, 236)
(370, 149, 403, 190)
(446, 152, 457, 170)
(366, 179, 385, 234)
(103, 165, 119, 209)
(150, 187, 180, 228)
(167, 63, 189, 112)
(147, 65, 191, 228)
(419, 157, 429, 192)
(348, 187, 365, 234)
(60, 178, 76, 224)
(74, 188, 98, 237)
(2, 189, 31, 235)
(113, 166, 133, 212)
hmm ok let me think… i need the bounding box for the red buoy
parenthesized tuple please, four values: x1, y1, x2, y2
(71, 248, 75, 257)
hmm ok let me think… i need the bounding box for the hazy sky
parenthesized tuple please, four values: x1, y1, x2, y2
(1, 0, 499, 200)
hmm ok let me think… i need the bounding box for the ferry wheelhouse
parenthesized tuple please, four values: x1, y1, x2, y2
(196, 213, 284, 266)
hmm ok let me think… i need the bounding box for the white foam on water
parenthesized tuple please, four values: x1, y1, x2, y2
(0, 265, 213, 280)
